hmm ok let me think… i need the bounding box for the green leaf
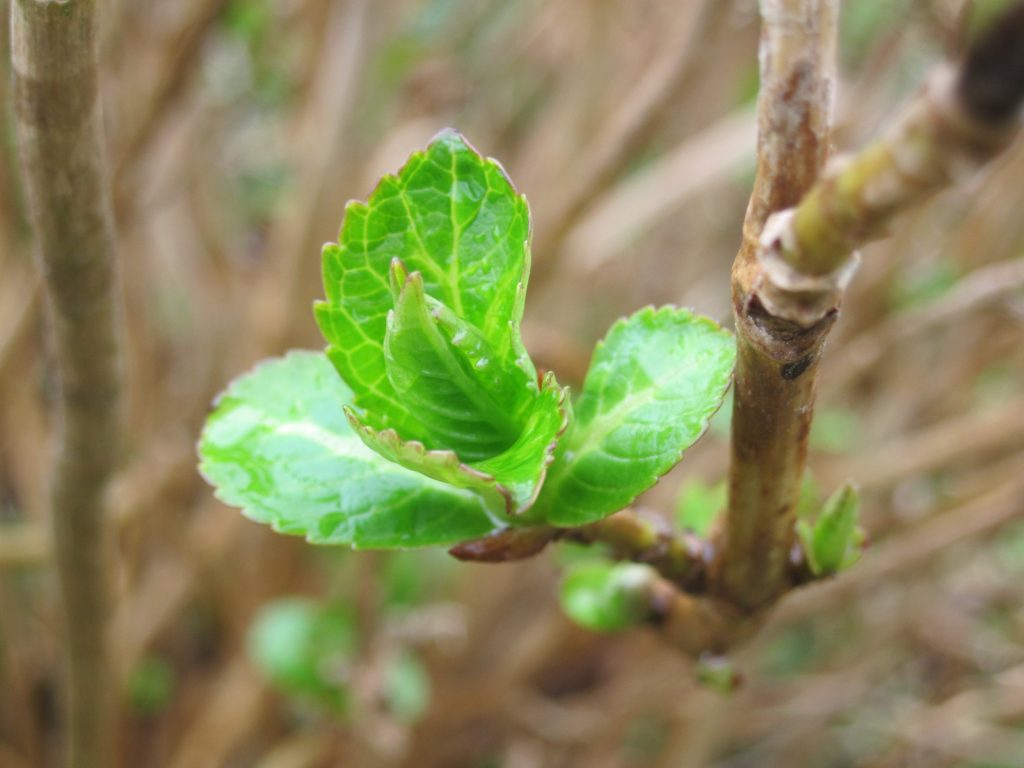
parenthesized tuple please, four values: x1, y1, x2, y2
(348, 372, 567, 516)
(798, 482, 863, 576)
(315, 130, 535, 446)
(381, 266, 530, 460)
(675, 479, 726, 537)
(246, 597, 357, 713)
(383, 650, 432, 723)
(198, 351, 503, 549)
(471, 374, 567, 512)
(560, 562, 655, 633)
(126, 656, 176, 716)
(533, 306, 735, 527)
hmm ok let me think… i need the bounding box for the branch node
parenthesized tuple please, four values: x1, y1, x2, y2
(754, 208, 860, 327)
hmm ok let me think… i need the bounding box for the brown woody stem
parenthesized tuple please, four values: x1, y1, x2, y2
(645, 581, 754, 657)
(11, 2, 121, 767)
(458, 0, 1024, 654)
(717, 0, 838, 613)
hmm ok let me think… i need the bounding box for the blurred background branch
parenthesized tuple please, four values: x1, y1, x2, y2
(10, 2, 122, 767)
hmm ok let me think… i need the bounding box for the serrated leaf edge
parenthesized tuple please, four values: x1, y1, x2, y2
(539, 305, 735, 525)
(196, 351, 360, 547)
(345, 372, 570, 518)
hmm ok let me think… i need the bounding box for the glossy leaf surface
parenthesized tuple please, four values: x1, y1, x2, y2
(315, 130, 535, 447)
(348, 372, 567, 516)
(198, 352, 501, 549)
(383, 269, 525, 460)
(534, 307, 735, 527)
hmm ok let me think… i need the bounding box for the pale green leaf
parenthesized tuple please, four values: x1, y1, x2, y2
(383, 650, 431, 723)
(198, 351, 503, 549)
(798, 482, 863, 576)
(247, 597, 357, 712)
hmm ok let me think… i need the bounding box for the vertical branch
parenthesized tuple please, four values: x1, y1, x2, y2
(718, 0, 838, 610)
(10, 2, 121, 767)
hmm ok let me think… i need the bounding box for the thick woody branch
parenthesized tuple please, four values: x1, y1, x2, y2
(11, 2, 121, 767)
(458, 0, 1024, 658)
(591, 566, 754, 656)
(717, 0, 838, 613)
(643, 579, 753, 657)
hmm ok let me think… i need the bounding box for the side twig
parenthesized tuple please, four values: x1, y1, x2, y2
(11, 2, 122, 767)
(565, 512, 711, 593)
(451, 509, 710, 592)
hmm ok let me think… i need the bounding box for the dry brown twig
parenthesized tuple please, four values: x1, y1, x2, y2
(823, 256, 1024, 394)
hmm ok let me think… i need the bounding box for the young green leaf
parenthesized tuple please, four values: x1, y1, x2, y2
(315, 130, 536, 449)
(247, 597, 357, 713)
(198, 351, 504, 549)
(382, 268, 528, 460)
(533, 307, 736, 527)
(347, 372, 567, 516)
(560, 562, 656, 633)
(797, 482, 863, 576)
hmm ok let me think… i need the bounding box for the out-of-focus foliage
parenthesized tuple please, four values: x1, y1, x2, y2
(675, 477, 726, 536)
(560, 562, 654, 633)
(247, 597, 358, 713)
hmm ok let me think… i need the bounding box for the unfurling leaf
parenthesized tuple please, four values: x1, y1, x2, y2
(314, 130, 565, 522)
(315, 130, 538, 454)
(200, 131, 737, 554)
